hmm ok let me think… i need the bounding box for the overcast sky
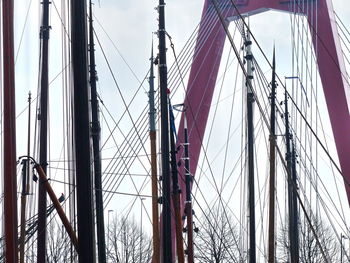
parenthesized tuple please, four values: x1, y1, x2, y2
(8, 0, 350, 250)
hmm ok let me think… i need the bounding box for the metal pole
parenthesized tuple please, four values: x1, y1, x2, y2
(341, 235, 343, 263)
(140, 198, 145, 263)
(2, 0, 18, 260)
(107, 209, 113, 262)
(71, 0, 95, 261)
(158, 0, 172, 262)
(341, 234, 348, 263)
(245, 29, 256, 263)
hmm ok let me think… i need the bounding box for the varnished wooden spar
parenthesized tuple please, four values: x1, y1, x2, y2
(149, 44, 160, 263)
(32, 161, 79, 251)
(268, 48, 277, 263)
(2, 0, 18, 261)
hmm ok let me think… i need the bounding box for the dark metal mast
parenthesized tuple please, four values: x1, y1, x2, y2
(158, 0, 172, 261)
(2, 0, 18, 261)
(37, 0, 50, 261)
(20, 160, 28, 263)
(169, 104, 185, 263)
(149, 44, 160, 263)
(71, 0, 95, 261)
(245, 30, 256, 263)
(291, 141, 299, 261)
(268, 48, 277, 263)
(183, 112, 194, 263)
(88, 1, 106, 262)
(284, 89, 299, 263)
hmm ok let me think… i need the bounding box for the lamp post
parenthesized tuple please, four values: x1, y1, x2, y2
(140, 198, 146, 263)
(107, 209, 113, 262)
(341, 234, 348, 263)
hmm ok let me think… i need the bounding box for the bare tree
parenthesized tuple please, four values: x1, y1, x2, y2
(194, 205, 243, 263)
(107, 215, 152, 263)
(46, 220, 73, 263)
(277, 215, 339, 262)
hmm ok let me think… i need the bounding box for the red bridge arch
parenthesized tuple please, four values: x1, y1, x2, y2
(175, 0, 350, 217)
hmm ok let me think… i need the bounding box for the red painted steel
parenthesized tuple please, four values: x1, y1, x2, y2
(174, 0, 350, 244)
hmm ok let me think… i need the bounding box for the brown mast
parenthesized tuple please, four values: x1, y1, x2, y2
(33, 162, 79, 251)
(149, 44, 160, 263)
(2, 0, 18, 261)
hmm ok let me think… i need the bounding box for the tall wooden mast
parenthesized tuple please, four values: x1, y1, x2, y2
(37, 0, 50, 261)
(158, 0, 172, 261)
(245, 29, 256, 263)
(149, 44, 160, 263)
(268, 48, 277, 263)
(2, 0, 18, 261)
(71, 0, 95, 261)
(89, 1, 107, 262)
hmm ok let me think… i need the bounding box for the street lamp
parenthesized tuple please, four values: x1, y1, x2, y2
(341, 234, 348, 263)
(285, 76, 310, 106)
(107, 209, 113, 263)
(140, 198, 146, 263)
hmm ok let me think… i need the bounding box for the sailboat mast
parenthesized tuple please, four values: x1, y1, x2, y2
(37, 0, 50, 261)
(149, 45, 160, 263)
(89, 1, 106, 262)
(20, 92, 32, 263)
(2, 0, 18, 261)
(158, 0, 172, 261)
(169, 105, 185, 263)
(19, 160, 28, 263)
(183, 112, 194, 263)
(245, 29, 256, 263)
(268, 48, 277, 263)
(284, 90, 299, 263)
(71, 0, 95, 261)
(291, 142, 299, 261)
